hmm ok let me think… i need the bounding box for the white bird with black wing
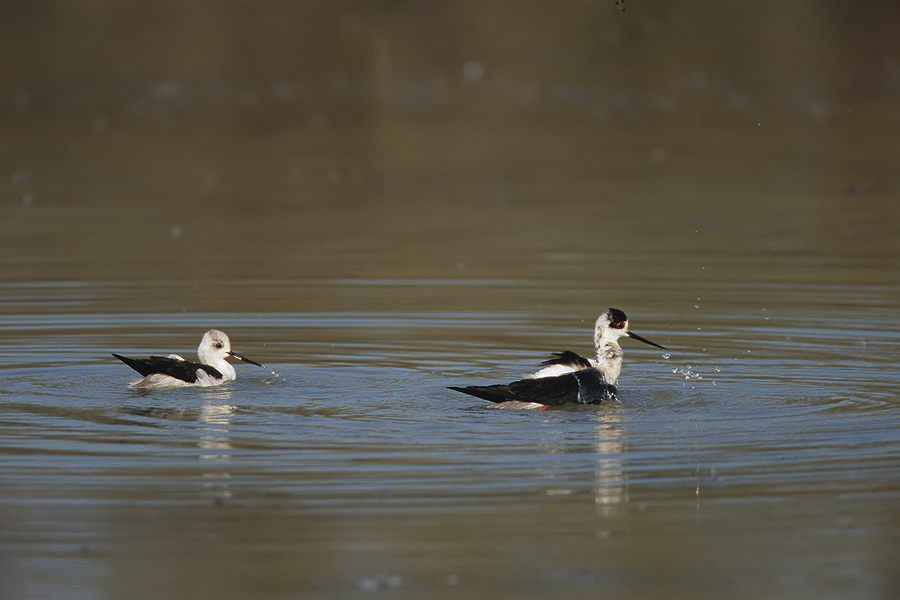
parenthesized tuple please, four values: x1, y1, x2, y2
(113, 329, 266, 391)
(449, 308, 666, 408)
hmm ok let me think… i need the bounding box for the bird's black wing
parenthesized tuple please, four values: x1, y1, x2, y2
(540, 351, 593, 370)
(449, 369, 615, 406)
(112, 354, 222, 383)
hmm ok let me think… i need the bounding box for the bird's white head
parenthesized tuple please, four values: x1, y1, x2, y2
(594, 308, 666, 350)
(199, 329, 232, 364)
(197, 329, 265, 375)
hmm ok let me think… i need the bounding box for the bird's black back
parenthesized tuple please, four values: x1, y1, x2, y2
(111, 354, 222, 383)
(540, 351, 593, 370)
(449, 368, 616, 405)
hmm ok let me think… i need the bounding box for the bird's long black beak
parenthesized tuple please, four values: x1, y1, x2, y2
(627, 331, 667, 350)
(229, 351, 266, 368)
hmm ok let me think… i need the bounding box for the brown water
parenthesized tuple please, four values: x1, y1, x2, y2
(2, 2, 900, 599)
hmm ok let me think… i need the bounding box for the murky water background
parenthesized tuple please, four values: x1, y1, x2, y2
(2, 2, 900, 599)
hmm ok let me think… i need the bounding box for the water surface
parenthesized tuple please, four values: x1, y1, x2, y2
(2, 278, 898, 599)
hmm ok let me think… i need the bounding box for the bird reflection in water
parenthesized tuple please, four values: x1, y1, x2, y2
(593, 412, 626, 519)
(199, 395, 236, 502)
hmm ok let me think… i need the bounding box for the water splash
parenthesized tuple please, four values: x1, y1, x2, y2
(673, 366, 703, 380)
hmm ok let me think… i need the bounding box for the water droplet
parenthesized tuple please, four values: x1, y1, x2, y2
(462, 60, 485, 82)
(652, 147, 668, 163)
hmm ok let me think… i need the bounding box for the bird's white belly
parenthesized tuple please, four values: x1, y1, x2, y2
(489, 401, 547, 410)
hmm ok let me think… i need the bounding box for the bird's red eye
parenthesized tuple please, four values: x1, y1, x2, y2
(613, 321, 625, 329)
(215, 343, 223, 348)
